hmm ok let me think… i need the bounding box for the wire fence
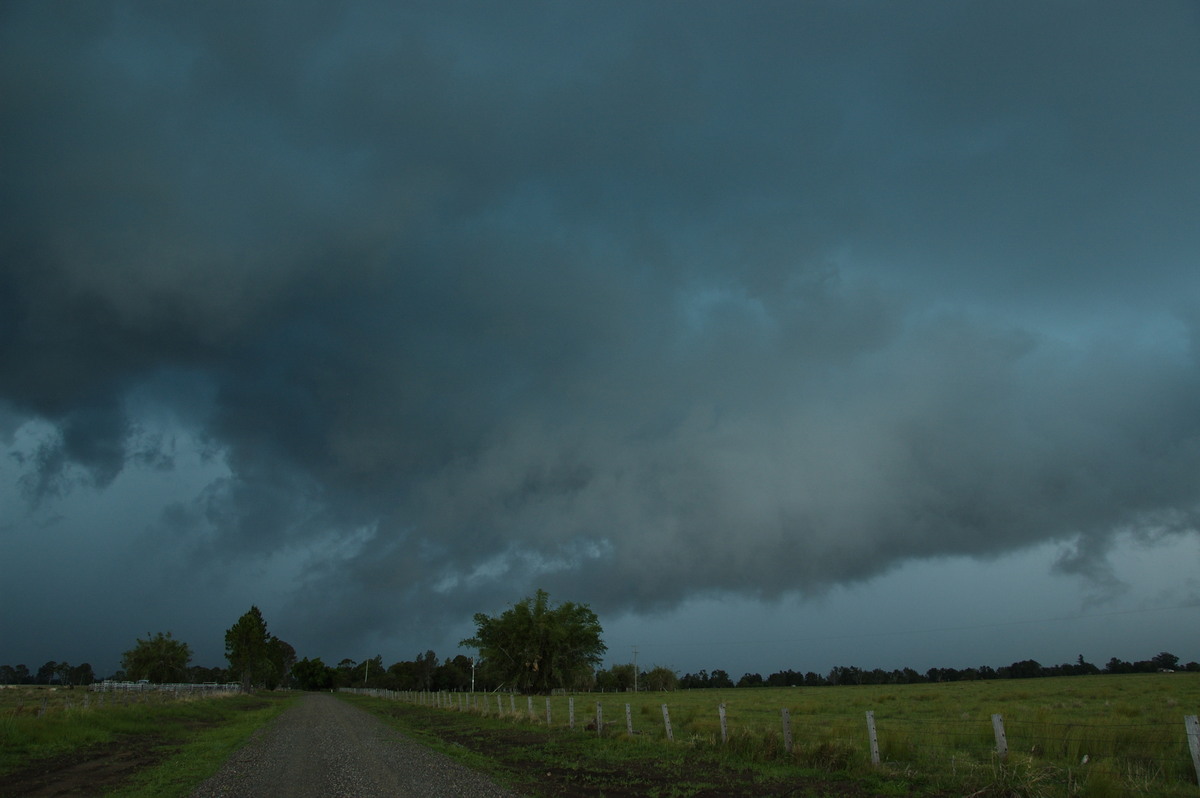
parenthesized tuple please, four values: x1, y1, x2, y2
(340, 687, 1200, 791)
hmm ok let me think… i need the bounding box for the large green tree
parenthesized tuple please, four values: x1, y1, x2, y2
(461, 589, 605, 694)
(121, 632, 192, 683)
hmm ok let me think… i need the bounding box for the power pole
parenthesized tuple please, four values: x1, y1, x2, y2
(633, 646, 639, 693)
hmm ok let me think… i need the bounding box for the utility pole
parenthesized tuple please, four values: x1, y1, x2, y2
(633, 646, 638, 693)
(364, 658, 369, 687)
(471, 657, 475, 693)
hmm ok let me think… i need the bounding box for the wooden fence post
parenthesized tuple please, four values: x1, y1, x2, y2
(569, 696, 575, 730)
(662, 704, 674, 741)
(527, 695, 534, 720)
(626, 703, 634, 736)
(545, 697, 552, 726)
(781, 708, 793, 754)
(596, 702, 603, 736)
(1185, 715, 1200, 786)
(866, 710, 880, 766)
(719, 703, 728, 745)
(992, 714, 1008, 761)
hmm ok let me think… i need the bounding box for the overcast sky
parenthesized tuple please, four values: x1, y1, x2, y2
(3, 1, 1199, 680)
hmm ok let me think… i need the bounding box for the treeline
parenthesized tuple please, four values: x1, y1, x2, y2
(290, 651, 474, 692)
(0, 606, 290, 689)
(3, 596, 1195, 695)
(0, 661, 227, 686)
(681, 651, 1197, 690)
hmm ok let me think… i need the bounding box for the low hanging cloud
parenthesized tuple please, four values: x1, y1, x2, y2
(3, 1, 1199, 656)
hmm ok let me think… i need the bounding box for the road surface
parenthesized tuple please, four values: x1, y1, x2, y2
(189, 693, 520, 798)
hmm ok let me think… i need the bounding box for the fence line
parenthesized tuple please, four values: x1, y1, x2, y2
(5, 682, 242, 720)
(90, 680, 240, 694)
(338, 687, 1200, 788)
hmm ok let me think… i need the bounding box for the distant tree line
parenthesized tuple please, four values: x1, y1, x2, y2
(673, 651, 1196, 690)
(289, 650, 477, 692)
(0, 605, 293, 689)
(3, 592, 1194, 696)
(0, 662, 97, 686)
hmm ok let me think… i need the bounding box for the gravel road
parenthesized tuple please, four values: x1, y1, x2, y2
(189, 693, 521, 798)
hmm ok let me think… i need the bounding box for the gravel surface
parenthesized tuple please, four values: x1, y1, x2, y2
(189, 693, 521, 798)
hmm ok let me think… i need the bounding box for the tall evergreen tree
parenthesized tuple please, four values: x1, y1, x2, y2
(225, 606, 270, 692)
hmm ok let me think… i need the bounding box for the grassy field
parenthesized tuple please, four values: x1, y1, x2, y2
(349, 673, 1200, 797)
(0, 685, 297, 797)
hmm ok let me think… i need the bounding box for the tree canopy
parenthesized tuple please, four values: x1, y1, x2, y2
(461, 589, 605, 694)
(121, 632, 192, 683)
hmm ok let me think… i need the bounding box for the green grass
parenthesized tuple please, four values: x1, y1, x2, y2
(102, 692, 297, 798)
(346, 674, 1200, 796)
(0, 686, 297, 797)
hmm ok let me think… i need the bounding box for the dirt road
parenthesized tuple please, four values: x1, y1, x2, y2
(189, 693, 520, 798)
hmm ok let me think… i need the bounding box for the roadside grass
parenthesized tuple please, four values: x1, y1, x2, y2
(0, 688, 297, 797)
(103, 692, 297, 798)
(343, 674, 1200, 797)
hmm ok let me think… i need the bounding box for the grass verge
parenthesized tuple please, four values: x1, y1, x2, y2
(102, 691, 298, 798)
(0, 691, 297, 798)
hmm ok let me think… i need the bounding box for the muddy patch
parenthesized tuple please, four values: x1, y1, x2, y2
(0, 739, 169, 798)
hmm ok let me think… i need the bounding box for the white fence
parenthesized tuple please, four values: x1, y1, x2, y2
(91, 680, 241, 694)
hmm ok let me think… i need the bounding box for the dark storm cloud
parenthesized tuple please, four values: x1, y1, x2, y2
(3, 1, 1199, 655)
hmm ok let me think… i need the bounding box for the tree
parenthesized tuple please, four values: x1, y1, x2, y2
(434, 655, 472, 691)
(1104, 657, 1132, 674)
(461, 588, 606, 694)
(334, 658, 358, 688)
(225, 606, 271, 691)
(387, 660, 418, 691)
(292, 657, 335, 691)
(1152, 651, 1180, 671)
(266, 637, 297, 689)
(643, 665, 678, 692)
(595, 663, 637, 692)
(414, 650, 438, 691)
(54, 661, 73, 686)
(188, 665, 227, 683)
(121, 632, 192, 682)
(710, 669, 734, 688)
(36, 661, 58, 684)
(68, 663, 95, 686)
(1007, 659, 1044, 679)
(351, 655, 384, 688)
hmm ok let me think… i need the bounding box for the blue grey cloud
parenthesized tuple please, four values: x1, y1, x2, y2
(2, 1, 1199, 666)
